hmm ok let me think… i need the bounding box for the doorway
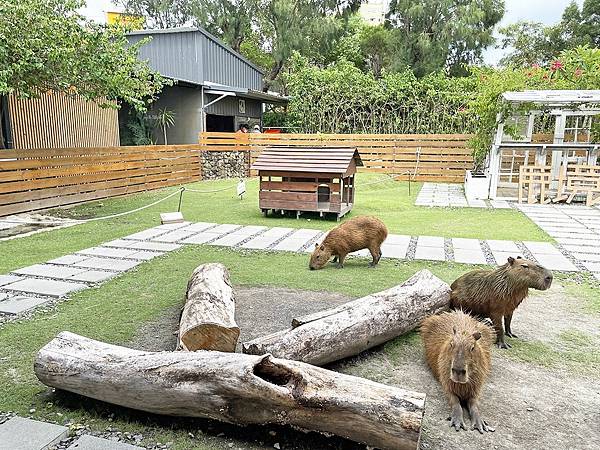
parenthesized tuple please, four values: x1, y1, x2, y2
(317, 184, 330, 209)
(206, 114, 234, 132)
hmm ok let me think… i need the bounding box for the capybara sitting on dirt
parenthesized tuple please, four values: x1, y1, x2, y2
(450, 256, 553, 349)
(421, 310, 495, 433)
(309, 216, 388, 270)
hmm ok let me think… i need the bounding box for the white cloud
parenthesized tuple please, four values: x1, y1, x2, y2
(79, 0, 121, 24)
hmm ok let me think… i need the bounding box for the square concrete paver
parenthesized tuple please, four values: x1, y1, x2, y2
(152, 227, 201, 243)
(2, 278, 87, 298)
(123, 227, 169, 241)
(414, 245, 445, 261)
(523, 242, 563, 255)
(241, 227, 293, 249)
(208, 226, 267, 247)
(181, 231, 225, 245)
(417, 236, 445, 247)
(71, 257, 141, 272)
(561, 245, 600, 255)
(125, 250, 163, 261)
(207, 224, 241, 234)
(492, 251, 516, 266)
(486, 240, 520, 253)
(384, 234, 411, 246)
(125, 241, 181, 252)
(0, 275, 22, 287)
(12, 264, 86, 280)
(47, 255, 88, 266)
(381, 242, 408, 259)
(67, 435, 143, 450)
(182, 222, 217, 232)
(0, 417, 68, 450)
(77, 247, 137, 259)
(581, 261, 600, 272)
(452, 238, 481, 251)
(571, 252, 600, 263)
(67, 270, 117, 283)
(102, 239, 135, 249)
(0, 296, 50, 315)
(155, 222, 191, 230)
(532, 253, 578, 272)
(453, 248, 487, 265)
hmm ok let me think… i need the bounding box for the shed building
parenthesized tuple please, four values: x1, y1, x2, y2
(251, 147, 362, 219)
(125, 27, 287, 144)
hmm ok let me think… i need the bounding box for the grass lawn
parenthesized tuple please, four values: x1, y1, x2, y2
(0, 173, 549, 274)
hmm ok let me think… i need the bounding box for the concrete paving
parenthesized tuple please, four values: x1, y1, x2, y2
(70, 257, 141, 272)
(0, 274, 23, 287)
(415, 183, 512, 209)
(2, 278, 87, 298)
(0, 416, 68, 450)
(0, 296, 51, 315)
(66, 435, 143, 450)
(241, 227, 293, 249)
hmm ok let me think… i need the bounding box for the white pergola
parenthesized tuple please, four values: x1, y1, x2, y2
(488, 90, 600, 199)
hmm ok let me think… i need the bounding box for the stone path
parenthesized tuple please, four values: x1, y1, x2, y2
(517, 203, 600, 281)
(0, 416, 143, 450)
(415, 182, 512, 209)
(0, 220, 584, 318)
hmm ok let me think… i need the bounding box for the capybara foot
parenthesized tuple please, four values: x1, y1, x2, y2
(505, 331, 518, 338)
(448, 408, 466, 431)
(496, 341, 512, 349)
(472, 417, 494, 434)
(368, 262, 377, 268)
(335, 263, 344, 269)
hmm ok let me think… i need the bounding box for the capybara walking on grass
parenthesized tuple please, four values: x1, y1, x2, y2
(421, 310, 495, 433)
(450, 256, 553, 349)
(309, 216, 388, 270)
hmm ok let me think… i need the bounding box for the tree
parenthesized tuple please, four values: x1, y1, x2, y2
(154, 108, 176, 144)
(116, 0, 193, 28)
(498, 22, 555, 67)
(358, 25, 393, 78)
(0, 0, 166, 110)
(386, 0, 505, 77)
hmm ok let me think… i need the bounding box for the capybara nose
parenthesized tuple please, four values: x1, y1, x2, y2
(309, 266, 315, 271)
(545, 275, 553, 283)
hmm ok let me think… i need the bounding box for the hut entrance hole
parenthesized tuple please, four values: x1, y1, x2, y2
(317, 185, 330, 209)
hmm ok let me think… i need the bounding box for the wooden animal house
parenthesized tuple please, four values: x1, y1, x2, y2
(251, 147, 362, 219)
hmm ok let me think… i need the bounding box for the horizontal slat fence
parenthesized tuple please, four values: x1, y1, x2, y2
(0, 145, 201, 217)
(199, 132, 475, 182)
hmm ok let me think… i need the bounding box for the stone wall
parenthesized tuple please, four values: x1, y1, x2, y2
(200, 151, 248, 180)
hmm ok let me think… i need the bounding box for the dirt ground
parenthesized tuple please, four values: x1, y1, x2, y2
(125, 283, 600, 450)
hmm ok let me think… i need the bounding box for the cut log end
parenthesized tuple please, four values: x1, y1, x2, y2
(180, 325, 240, 352)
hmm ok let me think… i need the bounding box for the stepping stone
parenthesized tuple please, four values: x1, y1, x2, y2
(381, 242, 408, 259)
(47, 255, 88, 266)
(11, 264, 86, 280)
(490, 200, 511, 209)
(571, 253, 600, 263)
(2, 278, 86, 298)
(582, 261, 600, 272)
(241, 227, 293, 249)
(452, 238, 481, 251)
(417, 236, 445, 247)
(0, 275, 22, 287)
(126, 251, 163, 261)
(453, 248, 487, 265)
(533, 253, 578, 272)
(152, 228, 201, 243)
(71, 257, 141, 272)
(77, 247, 137, 259)
(0, 295, 50, 315)
(67, 435, 143, 450)
(562, 245, 600, 255)
(207, 224, 241, 234)
(0, 417, 68, 450)
(181, 229, 228, 244)
(414, 245, 445, 261)
(183, 222, 217, 232)
(551, 232, 599, 240)
(0, 293, 8, 301)
(155, 221, 191, 229)
(102, 239, 135, 249)
(492, 251, 516, 265)
(593, 273, 600, 282)
(208, 226, 267, 247)
(123, 241, 181, 252)
(384, 234, 411, 246)
(272, 230, 320, 252)
(523, 242, 562, 255)
(66, 270, 117, 283)
(556, 237, 600, 247)
(486, 240, 520, 253)
(123, 227, 169, 241)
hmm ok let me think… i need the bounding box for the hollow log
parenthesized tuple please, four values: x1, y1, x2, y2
(243, 269, 450, 366)
(178, 263, 239, 352)
(35, 332, 425, 450)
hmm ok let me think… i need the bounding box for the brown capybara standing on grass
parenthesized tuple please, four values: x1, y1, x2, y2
(421, 310, 496, 433)
(450, 256, 553, 349)
(309, 216, 388, 270)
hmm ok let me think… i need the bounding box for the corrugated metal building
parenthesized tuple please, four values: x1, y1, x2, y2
(126, 27, 287, 144)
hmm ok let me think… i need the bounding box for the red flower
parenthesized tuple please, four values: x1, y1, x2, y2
(550, 60, 564, 71)
(532, 63, 541, 69)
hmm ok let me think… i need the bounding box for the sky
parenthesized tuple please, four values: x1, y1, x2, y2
(80, 0, 585, 64)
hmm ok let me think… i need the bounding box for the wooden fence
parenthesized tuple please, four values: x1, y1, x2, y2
(0, 145, 201, 217)
(199, 132, 474, 182)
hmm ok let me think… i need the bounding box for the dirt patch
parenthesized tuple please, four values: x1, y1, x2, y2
(124, 282, 599, 450)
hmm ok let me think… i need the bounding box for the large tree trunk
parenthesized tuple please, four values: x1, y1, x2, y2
(243, 270, 450, 366)
(178, 263, 239, 352)
(35, 332, 425, 450)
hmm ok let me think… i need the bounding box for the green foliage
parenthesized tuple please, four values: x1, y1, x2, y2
(285, 55, 478, 134)
(386, 0, 504, 77)
(121, 110, 154, 145)
(154, 107, 176, 145)
(0, 0, 167, 111)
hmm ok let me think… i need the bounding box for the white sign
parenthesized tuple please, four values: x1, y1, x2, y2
(237, 180, 246, 197)
(238, 99, 246, 114)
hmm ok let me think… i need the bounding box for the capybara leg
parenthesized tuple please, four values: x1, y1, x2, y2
(491, 314, 511, 349)
(447, 394, 466, 431)
(368, 246, 381, 267)
(336, 253, 347, 269)
(504, 313, 518, 338)
(468, 399, 494, 434)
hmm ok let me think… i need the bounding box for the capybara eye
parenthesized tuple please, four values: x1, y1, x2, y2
(471, 345, 475, 352)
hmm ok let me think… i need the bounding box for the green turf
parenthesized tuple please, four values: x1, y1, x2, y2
(0, 174, 549, 274)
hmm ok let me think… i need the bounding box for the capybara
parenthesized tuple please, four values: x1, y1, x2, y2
(421, 310, 495, 433)
(450, 256, 553, 349)
(309, 216, 388, 270)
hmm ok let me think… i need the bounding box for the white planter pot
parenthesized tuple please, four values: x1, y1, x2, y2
(464, 170, 490, 200)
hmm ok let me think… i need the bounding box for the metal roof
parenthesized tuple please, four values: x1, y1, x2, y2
(127, 27, 263, 91)
(251, 147, 363, 174)
(204, 81, 288, 104)
(503, 90, 600, 105)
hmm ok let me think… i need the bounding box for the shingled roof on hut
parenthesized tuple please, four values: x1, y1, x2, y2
(251, 147, 362, 220)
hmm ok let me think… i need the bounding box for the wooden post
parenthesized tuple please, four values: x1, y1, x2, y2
(35, 332, 426, 450)
(242, 270, 450, 366)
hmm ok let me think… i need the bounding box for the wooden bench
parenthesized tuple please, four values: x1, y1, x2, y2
(555, 165, 600, 206)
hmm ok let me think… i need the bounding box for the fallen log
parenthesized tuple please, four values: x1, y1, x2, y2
(35, 332, 425, 450)
(178, 263, 239, 352)
(243, 269, 450, 365)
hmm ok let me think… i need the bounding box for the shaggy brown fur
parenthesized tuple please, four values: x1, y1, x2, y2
(309, 216, 388, 270)
(450, 256, 552, 349)
(421, 310, 495, 433)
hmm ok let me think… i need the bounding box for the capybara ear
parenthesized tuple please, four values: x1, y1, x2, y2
(320, 245, 325, 251)
(314, 243, 319, 249)
(508, 256, 515, 265)
(517, 255, 523, 260)
(473, 331, 482, 341)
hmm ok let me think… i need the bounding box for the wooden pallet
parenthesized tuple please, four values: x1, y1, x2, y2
(555, 164, 600, 206)
(518, 165, 553, 204)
